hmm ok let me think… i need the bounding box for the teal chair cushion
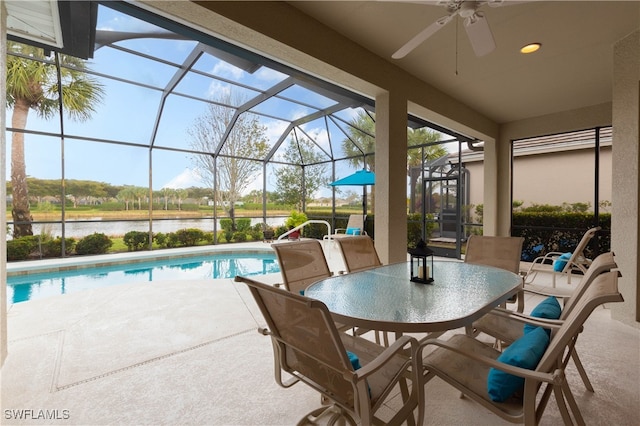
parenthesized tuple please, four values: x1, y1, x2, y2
(347, 351, 362, 370)
(346, 227, 361, 235)
(523, 296, 562, 336)
(487, 326, 550, 402)
(553, 252, 572, 271)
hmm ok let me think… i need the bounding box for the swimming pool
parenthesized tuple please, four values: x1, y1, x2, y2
(7, 251, 280, 304)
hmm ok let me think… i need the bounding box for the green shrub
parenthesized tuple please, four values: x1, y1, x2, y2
(407, 213, 423, 248)
(220, 218, 233, 232)
(250, 224, 263, 241)
(42, 237, 76, 257)
(232, 231, 247, 242)
(236, 218, 251, 232)
(175, 228, 206, 246)
(123, 231, 149, 251)
(6, 238, 35, 261)
(153, 232, 168, 248)
(274, 225, 288, 239)
(165, 232, 180, 248)
(76, 233, 113, 255)
(285, 211, 308, 229)
(203, 231, 215, 244)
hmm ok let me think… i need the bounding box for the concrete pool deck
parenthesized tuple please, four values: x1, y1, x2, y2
(2, 242, 639, 425)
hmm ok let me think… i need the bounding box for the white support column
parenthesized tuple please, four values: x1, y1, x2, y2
(482, 137, 499, 236)
(611, 29, 640, 326)
(375, 91, 408, 264)
(1, 1, 9, 367)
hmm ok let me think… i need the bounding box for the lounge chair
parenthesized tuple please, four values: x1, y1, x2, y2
(323, 215, 366, 242)
(418, 270, 623, 425)
(523, 226, 600, 287)
(472, 251, 618, 392)
(234, 275, 422, 425)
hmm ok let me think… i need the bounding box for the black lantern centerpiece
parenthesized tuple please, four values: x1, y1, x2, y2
(408, 239, 434, 284)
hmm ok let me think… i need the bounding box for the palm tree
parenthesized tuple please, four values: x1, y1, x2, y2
(407, 127, 447, 210)
(341, 111, 445, 213)
(341, 110, 375, 172)
(6, 42, 104, 238)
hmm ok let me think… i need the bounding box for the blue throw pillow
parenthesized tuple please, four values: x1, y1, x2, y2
(523, 296, 562, 335)
(347, 351, 362, 370)
(487, 326, 550, 402)
(553, 252, 572, 272)
(346, 227, 361, 235)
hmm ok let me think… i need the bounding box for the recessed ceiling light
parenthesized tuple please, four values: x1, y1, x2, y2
(520, 43, 541, 54)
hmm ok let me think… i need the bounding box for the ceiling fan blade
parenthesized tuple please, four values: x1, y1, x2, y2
(392, 13, 454, 59)
(463, 13, 496, 56)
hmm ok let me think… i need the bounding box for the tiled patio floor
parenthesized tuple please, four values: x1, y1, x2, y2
(2, 242, 639, 425)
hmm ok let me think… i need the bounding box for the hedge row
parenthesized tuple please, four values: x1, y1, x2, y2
(513, 212, 610, 261)
(7, 233, 112, 261)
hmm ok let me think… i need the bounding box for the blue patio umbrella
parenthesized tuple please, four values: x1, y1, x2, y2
(329, 169, 375, 187)
(330, 169, 375, 217)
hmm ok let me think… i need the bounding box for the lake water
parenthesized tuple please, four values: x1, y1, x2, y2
(25, 217, 287, 239)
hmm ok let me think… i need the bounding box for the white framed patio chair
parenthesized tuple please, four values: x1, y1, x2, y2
(234, 275, 422, 426)
(523, 227, 600, 287)
(464, 235, 525, 312)
(335, 235, 382, 273)
(271, 239, 333, 296)
(418, 270, 623, 426)
(335, 235, 388, 345)
(472, 251, 618, 393)
(271, 239, 352, 333)
(323, 215, 366, 242)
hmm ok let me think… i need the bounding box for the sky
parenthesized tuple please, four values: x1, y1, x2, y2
(5, 4, 369, 199)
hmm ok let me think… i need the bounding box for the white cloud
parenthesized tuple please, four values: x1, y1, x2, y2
(212, 61, 245, 80)
(254, 67, 287, 82)
(264, 120, 292, 155)
(162, 168, 204, 189)
(207, 80, 232, 99)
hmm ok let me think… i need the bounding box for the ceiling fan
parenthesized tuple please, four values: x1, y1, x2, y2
(392, 0, 509, 59)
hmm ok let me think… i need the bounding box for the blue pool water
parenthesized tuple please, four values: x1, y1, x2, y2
(7, 252, 279, 304)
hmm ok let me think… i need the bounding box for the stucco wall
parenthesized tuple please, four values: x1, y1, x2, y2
(464, 146, 613, 215)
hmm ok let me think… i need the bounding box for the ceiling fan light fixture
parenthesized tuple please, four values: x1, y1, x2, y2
(520, 43, 541, 54)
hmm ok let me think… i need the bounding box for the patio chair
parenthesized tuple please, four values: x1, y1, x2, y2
(523, 227, 601, 287)
(234, 275, 422, 426)
(335, 235, 382, 273)
(464, 235, 525, 312)
(323, 215, 366, 241)
(271, 239, 333, 295)
(272, 239, 352, 333)
(335, 235, 388, 345)
(472, 251, 618, 392)
(418, 270, 623, 425)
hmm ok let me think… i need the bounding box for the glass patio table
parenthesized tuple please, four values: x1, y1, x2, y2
(305, 261, 522, 334)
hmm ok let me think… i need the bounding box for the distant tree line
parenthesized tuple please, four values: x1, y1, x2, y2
(5, 178, 290, 211)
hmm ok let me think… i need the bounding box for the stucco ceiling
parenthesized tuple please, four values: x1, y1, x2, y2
(287, 1, 639, 124)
